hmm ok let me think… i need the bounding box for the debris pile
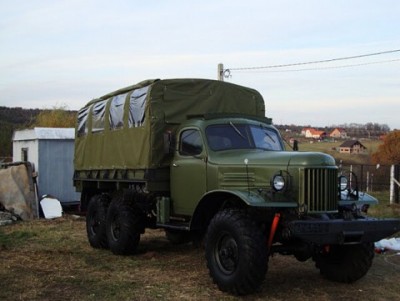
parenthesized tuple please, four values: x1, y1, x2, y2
(0, 210, 19, 226)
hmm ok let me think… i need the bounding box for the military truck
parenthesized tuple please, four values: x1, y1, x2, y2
(74, 78, 400, 295)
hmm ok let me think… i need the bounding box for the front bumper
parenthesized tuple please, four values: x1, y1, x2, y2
(288, 218, 400, 245)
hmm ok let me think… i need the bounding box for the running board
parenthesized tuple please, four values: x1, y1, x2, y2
(156, 222, 190, 231)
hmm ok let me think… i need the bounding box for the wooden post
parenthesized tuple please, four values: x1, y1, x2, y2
(390, 165, 393, 204)
(217, 63, 224, 81)
(395, 165, 400, 203)
(390, 165, 400, 204)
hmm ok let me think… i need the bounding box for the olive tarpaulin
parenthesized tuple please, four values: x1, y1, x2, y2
(74, 79, 266, 171)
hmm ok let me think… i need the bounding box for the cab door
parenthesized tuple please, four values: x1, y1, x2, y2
(170, 128, 207, 216)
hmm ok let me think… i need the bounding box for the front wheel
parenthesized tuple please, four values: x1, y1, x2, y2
(313, 243, 374, 283)
(205, 209, 268, 295)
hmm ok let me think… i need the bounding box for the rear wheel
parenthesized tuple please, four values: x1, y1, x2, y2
(314, 243, 374, 283)
(205, 209, 268, 295)
(106, 197, 143, 255)
(86, 194, 110, 249)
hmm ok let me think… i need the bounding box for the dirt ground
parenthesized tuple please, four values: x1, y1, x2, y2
(1, 216, 400, 301)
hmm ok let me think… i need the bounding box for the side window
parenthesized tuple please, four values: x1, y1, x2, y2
(77, 106, 90, 136)
(109, 93, 127, 130)
(91, 100, 106, 133)
(129, 86, 149, 128)
(179, 129, 203, 156)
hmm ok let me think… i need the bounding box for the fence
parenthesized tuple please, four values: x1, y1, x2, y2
(339, 162, 399, 203)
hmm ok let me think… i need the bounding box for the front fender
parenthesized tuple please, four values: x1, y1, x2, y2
(339, 191, 379, 206)
(189, 189, 297, 230)
(200, 189, 298, 208)
(229, 190, 298, 208)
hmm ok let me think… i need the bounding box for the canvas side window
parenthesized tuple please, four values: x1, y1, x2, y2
(179, 129, 203, 156)
(77, 106, 90, 136)
(91, 100, 106, 133)
(109, 93, 127, 130)
(129, 86, 149, 128)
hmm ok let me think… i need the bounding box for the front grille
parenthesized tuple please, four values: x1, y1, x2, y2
(303, 168, 338, 212)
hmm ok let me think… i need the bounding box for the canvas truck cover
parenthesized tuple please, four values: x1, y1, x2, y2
(74, 78, 265, 171)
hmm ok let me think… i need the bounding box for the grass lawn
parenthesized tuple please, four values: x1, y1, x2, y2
(1, 213, 400, 301)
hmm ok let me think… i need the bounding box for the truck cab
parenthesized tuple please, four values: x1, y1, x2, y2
(170, 116, 285, 216)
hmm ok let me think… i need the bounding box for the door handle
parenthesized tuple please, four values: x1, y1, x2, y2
(173, 163, 179, 167)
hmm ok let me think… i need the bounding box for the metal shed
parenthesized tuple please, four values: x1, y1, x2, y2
(12, 127, 80, 205)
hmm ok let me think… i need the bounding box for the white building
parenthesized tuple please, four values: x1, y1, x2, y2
(12, 127, 80, 205)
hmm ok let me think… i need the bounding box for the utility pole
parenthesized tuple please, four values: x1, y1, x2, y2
(217, 63, 224, 81)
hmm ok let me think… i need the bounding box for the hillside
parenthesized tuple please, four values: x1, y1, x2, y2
(0, 107, 76, 160)
(0, 107, 43, 159)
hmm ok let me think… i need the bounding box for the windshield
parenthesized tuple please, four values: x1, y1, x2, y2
(206, 123, 283, 151)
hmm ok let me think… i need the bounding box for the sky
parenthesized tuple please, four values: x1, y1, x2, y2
(1, 0, 400, 129)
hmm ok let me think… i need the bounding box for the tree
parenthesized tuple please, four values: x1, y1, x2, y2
(0, 121, 14, 158)
(31, 105, 76, 128)
(372, 130, 400, 165)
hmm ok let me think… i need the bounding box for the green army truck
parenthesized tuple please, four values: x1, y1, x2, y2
(74, 78, 400, 295)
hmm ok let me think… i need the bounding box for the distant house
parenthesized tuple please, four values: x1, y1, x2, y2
(301, 128, 326, 139)
(301, 128, 311, 136)
(339, 140, 367, 154)
(330, 128, 347, 139)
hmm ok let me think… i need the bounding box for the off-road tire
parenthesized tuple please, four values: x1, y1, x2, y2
(205, 209, 268, 295)
(86, 194, 110, 249)
(106, 198, 143, 255)
(314, 242, 374, 283)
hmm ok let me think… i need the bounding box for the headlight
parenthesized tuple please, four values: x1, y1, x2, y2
(339, 176, 348, 191)
(272, 175, 285, 191)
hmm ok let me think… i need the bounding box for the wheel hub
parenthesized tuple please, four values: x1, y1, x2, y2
(215, 233, 238, 275)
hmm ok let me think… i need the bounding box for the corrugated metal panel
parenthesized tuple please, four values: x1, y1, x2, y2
(37, 140, 80, 204)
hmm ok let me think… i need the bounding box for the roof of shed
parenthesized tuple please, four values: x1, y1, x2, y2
(339, 140, 366, 148)
(12, 127, 75, 141)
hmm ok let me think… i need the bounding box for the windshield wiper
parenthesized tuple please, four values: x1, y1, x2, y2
(259, 124, 276, 143)
(264, 130, 276, 143)
(229, 122, 246, 140)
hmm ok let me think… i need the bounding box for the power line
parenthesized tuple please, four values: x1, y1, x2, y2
(232, 58, 400, 73)
(227, 49, 400, 71)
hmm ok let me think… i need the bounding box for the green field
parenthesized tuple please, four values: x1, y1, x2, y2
(291, 139, 382, 165)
